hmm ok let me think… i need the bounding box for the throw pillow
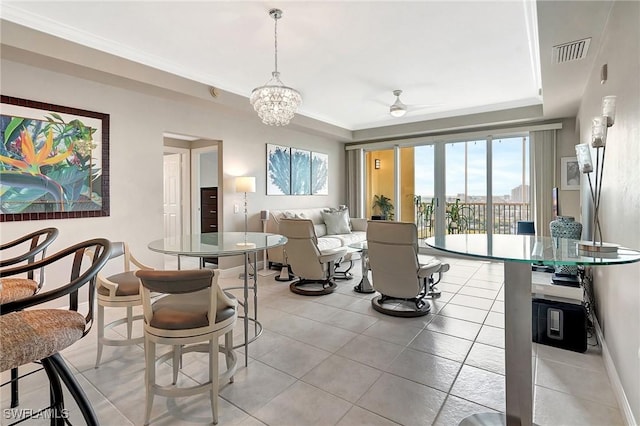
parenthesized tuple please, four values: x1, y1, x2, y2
(322, 208, 351, 235)
(283, 211, 305, 219)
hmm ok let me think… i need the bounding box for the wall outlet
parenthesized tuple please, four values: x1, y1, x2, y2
(234, 204, 240, 214)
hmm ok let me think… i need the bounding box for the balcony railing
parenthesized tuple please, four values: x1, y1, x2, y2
(415, 200, 531, 238)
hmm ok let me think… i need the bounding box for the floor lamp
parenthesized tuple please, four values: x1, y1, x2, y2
(235, 176, 256, 247)
(576, 95, 618, 254)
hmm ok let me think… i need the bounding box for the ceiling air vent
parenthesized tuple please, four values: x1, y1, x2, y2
(552, 38, 591, 64)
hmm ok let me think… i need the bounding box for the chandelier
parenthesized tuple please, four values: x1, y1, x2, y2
(250, 8, 302, 126)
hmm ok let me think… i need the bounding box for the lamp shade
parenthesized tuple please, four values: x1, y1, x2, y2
(575, 143, 593, 173)
(235, 176, 256, 193)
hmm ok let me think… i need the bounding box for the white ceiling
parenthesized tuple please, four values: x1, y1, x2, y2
(1, 1, 610, 133)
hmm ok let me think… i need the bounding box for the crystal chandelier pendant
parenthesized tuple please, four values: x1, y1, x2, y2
(250, 9, 302, 126)
(250, 72, 302, 126)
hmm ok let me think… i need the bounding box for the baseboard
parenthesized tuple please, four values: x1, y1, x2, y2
(593, 316, 637, 426)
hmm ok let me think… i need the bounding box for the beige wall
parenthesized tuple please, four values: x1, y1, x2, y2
(0, 58, 345, 288)
(576, 0, 640, 420)
(555, 118, 581, 220)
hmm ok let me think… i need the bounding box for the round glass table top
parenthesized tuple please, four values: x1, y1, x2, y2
(348, 241, 368, 251)
(425, 234, 640, 266)
(148, 232, 287, 257)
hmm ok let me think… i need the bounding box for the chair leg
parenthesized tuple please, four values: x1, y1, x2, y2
(95, 304, 104, 368)
(172, 345, 181, 385)
(225, 332, 234, 383)
(48, 353, 99, 426)
(209, 339, 219, 425)
(42, 357, 65, 426)
(126, 306, 133, 339)
(144, 336, 155, 426)
(10, 367, 19, 408)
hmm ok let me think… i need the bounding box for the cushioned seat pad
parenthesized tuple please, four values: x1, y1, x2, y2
(0, 309, 85, 371)
(0, 278, 38, 304)
(97, 271, 139, 296)
(150, 290, 236, 330)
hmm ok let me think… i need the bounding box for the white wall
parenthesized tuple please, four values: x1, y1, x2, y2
(200, 151, 218, 188)
(1, 58, 345, 290)
(576, 1, 640, 420)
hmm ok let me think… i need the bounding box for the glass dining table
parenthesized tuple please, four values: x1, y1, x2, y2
(148, 232, 287, 366)
(425, 234, 640, 426)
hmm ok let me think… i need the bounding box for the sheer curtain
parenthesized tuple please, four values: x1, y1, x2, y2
(530, 129, 556, 236)
(345, 148, 364, 218)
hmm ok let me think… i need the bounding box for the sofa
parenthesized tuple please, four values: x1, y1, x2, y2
(266, 207, 367, 268)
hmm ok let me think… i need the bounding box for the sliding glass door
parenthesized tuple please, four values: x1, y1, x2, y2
(445, 140, 487, 234)
(491, 136, 530, 234)
(363, 134, 530, 239)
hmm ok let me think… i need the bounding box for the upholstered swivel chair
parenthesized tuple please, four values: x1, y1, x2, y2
(279, 218, 347, 296)
(136, 269, 237, 425)
(367, 221, 449, 317)
(90, 241, 153, 368)
(0, 227, 59, 408)
(0, 238, 111, 425)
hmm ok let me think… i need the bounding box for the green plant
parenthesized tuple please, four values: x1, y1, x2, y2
(372, 194, 394, 219)
(413, 195, 435, 230)
(445, 198, 474, 233)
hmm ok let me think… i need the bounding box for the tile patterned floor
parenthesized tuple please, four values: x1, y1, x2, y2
(1, 256, 624, 425)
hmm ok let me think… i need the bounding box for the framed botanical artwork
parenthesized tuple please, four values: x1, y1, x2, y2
(266, 143, 291, 195)
(0, 96, 110, 221)
(311, 151, 328, 195)
(291, 148, 311, 195)
(560, 157, 580, 190)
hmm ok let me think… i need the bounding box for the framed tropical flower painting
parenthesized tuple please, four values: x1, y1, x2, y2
(0, 96, 110, 221)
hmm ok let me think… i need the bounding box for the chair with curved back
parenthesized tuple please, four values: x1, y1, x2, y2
(90, 241, 153, 368)
(367, 221, 449, 317)
(136, 269, 237, 425)
(0, 238, 111, 425)
(279, 218, 347, 296)
(0, 227, 59, 305)
(0, 227, 59, 408)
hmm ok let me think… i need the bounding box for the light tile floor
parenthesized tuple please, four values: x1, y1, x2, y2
(1, 256, 624, 425)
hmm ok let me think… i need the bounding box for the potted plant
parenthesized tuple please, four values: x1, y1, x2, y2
(372, 194, 394, 220)
(445, 198, 474, 233)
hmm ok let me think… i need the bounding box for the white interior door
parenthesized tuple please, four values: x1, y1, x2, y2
(163, 153, 181, 239)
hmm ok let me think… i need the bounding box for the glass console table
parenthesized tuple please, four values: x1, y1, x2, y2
(425, 234, 640, 426)
(148, 232, 287, 366)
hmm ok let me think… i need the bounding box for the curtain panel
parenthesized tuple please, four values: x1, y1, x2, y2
(530, 129, 557, 236)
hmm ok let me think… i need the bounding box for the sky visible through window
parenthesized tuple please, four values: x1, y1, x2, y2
(414, 137, 529, 199)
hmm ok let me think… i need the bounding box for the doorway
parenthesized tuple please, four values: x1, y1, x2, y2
(162, 135, 221, 239)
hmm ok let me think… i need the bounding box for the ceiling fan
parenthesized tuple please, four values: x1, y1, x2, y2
(388, 89, 441, 117)
(390, 89, 409, 117)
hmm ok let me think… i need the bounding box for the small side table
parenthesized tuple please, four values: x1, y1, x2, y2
(348, 242, 375, 293)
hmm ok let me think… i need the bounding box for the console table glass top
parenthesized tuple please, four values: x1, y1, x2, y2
(148, 232, 287, 256)
(425, 234, 640, 266)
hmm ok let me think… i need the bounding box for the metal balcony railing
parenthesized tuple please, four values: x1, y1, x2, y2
(415, 201, 531, 238)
